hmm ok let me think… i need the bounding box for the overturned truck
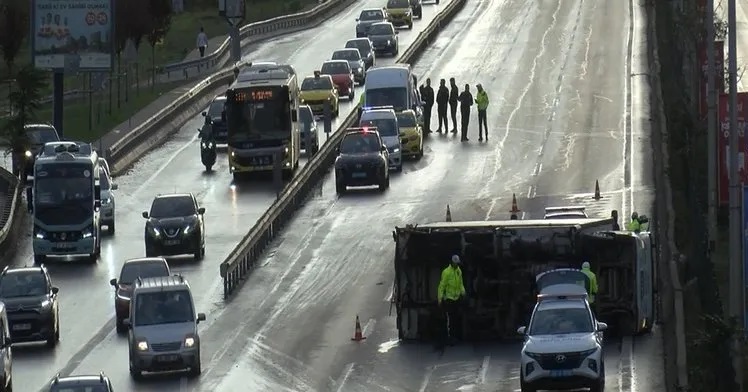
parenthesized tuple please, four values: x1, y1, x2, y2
(392, 217, 656, 341)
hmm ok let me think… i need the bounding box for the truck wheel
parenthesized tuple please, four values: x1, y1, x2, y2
(349, 90, 355, 100)
(408, 22, 413, 29)
(336, 179, 346, 195)
(129, 365, 143, 381)
(116, 318, 127, 333)
(109, 221, 116, 235)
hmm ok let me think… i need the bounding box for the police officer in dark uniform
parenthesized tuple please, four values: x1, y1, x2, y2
(419, 78, 435, 133)
(458, 84, 473, 142)
(436, 79, 449, 133)
(449, 78, 459, 134)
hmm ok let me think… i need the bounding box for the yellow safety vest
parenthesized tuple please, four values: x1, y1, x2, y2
(438, 265, 466, 302)
(581, 268, 598, 303)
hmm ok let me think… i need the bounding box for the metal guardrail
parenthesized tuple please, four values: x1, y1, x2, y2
(218, 0, 469, 298)
(0, 167, 22, 260)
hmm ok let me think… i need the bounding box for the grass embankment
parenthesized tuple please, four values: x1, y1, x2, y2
(1, 0, 318, 141)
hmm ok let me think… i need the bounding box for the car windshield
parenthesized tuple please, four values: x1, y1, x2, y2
(134, 290, 194, 326)
(149, 196, 195, 218)
(396, 113, 417, 127)
(119, 262, 170, 285)
(50, 386, 110, 392)
(0, 272, 47, 298)
(361, 119, 398, 136)
(301, 77, 333, 90)
(387, 0, 409, 8)
(332, 50, 360, 61)
(26, 126, 59, 145)
(359, 10, 383, 20)
(369, 24, 393, 35)
(365, 87, 408, 111)
(528, 307, 594, 335)
(321, 62, 350, 75)
(340, 133, 381, 154)
(207, 99, 225, 118)
(346, 40, 371, 56)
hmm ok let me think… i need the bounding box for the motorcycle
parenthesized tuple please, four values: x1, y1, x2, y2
(198, 126, 217, 172)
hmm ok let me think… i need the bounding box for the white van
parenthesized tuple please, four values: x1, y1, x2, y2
(363, 64, 424, 125)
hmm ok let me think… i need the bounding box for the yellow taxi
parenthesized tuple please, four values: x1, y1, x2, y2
(300, 71, 340, 117)
(396, 109, 423, 158)
(385, 0, 413, 29)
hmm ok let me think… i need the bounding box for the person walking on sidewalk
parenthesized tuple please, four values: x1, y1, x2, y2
(197, 27, 209, 58)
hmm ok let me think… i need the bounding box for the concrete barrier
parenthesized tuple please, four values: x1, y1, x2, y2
(218, 0, 468, 298)
(0, 168, 24, 264)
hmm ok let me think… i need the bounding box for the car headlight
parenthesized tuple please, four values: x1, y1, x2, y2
(148, 226, 161, 237)
(387, 39, 392, 45)
(357, 67, 363, 73)
(284, 147, 289, 154)
(24, 150, 32, 158)
(393, 148, 400, 153)
(300, 98, 306, 103)
(579, 348, 599, 358)
(101, 197, 111, 205)
(183, 222, 196, 235)
(184, 336, 196, 348)
(82, 226, 94, 239)
(137, 340, 149, 351)
(34, 227, 47, 239)
(40, 299, 52, 309)
(201, 141, 215, 149)
(230, 151, 236, 157)
(523, 351, 542, 361)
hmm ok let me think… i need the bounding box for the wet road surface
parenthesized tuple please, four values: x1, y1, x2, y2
(55, 0, 664, 390)
(9, 0, 456, 390)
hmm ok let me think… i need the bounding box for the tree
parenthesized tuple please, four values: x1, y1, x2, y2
(0, 0, 29, 78)
(1, 65, 46, 176)
(146, 0, 172, 88)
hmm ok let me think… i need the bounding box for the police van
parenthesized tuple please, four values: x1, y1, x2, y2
(363, 64, 424, 125)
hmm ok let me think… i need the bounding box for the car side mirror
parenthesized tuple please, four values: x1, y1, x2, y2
(381, 145, 388, 152)
(516, 326, 527, 335)
(355, 18, 359, 21)
(197, 313, 206, 323)
(597, 322, 608, 331)
(142, 211, 149, 219)
(198, 207, 206, 214)
(111, 183, 118, 190)
(395, 31, 399, 35)
(109, 278, 117, 287)
(51, 287, 59, 294)
(123, 318, 131, 327)
(201, 111, 207, 117)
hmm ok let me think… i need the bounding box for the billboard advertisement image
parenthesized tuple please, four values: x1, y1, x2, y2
(31, 0, 114, 71)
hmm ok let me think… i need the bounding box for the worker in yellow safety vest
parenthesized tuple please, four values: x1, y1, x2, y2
(438, 255, 466, 344)
(581, 261, 598, 306)
(626, 212, 641, 232)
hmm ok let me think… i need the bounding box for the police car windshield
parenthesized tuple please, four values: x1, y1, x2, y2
(134, 290, 194, 326)
(340, 133, 381, 154)
(26, 126, 59, 145)
(369, 24, 394, 35)
(0, 272, 47, 298)
(321, 62, 349, 75)
(119, 262, 170, 285)
(149, 196, 196, 218)
(332, 50, 360, 61)
(361, 119, 397, 136)
(301, 77, 332, 90)
(359, 10, 383, 20)
(528, 307, 593, 335)
(207, 99, 225, 118)
(396, 113, 417, 127)
(50, 385, 110, 392)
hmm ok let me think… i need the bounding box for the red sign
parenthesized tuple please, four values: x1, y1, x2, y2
(718, 93, 748, 205)
(700, 41, 725, 119)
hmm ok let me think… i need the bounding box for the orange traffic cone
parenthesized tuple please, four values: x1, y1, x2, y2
(509, 194, 521, 214)
(351, 315, 366, 341)
(593, 180, 602, 200)
(445, 205, 452, 222)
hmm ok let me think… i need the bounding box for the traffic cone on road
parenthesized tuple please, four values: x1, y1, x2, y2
(351, 315, 366, 341)
(445, 205, 452, 222)
(593, 180, 602, 200)
(509, 193, 521, 219)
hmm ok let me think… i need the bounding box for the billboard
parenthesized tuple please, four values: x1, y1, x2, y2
(30, 0, 114, 71)
(718, 93, 748, 205)
(699, 40, 725, 119)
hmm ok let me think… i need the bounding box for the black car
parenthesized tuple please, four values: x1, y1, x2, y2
(142, 193, 206, 260)
(110, 257, 171, 333)
(367, 22, 399, 56)
(299, 105, 320, 154)
(355, 8, 387, 37)
(48, 372, 113, 392)
(0, 265, 60, 347)
(201, 95, 227, 143)
(410, 0, 423, 18)
(334, 128, 390, 194)
(17, 124, 60, 179)
(345, 38, 376, 70)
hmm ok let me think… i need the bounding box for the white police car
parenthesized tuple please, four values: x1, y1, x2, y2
(517, 288, 606, 392)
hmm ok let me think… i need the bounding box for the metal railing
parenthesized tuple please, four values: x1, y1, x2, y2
(217, 0, 469, 299)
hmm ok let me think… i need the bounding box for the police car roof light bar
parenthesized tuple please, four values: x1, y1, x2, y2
(346, 126, 378, 133)
(362, 105, 395, 111)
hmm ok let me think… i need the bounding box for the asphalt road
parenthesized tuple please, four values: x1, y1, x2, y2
(7, 0, 456, 390)
(22, 0, 663, 390)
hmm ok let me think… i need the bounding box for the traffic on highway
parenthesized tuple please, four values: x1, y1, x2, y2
(4, 0, 666, 391)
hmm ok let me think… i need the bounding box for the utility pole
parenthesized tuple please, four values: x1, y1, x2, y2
(219, 0, 245, 64)
(727, 0, 744, 389)
(707, 0, 717, 252)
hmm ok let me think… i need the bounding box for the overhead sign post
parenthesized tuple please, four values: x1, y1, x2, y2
(30, 0, 114, 137)
(219, 0, 245, 63)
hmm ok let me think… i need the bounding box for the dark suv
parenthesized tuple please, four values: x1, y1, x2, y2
(0, 265, 60, 347)
(110, 257, 171, 333)
(334, 128, 390, 194)
(201, 95, 228, 143)
(142, 193, 206, 260)
(48, 372, 113, 392)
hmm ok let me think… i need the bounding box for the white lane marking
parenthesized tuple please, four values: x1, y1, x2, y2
(619, 336, 634, 392)
(484, 198, 497, 220)
(478, 355, 490, 385)
(335, 363, 356, 392)
(418, 365, 436, 392)
(362, 318, 376, 337)
(131, 132, 199, 195)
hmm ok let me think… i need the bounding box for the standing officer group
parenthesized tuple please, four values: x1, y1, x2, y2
(421, 78, 490, 142)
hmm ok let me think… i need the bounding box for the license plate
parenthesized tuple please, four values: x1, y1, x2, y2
(164, 240, 180, 246)
(352, 172, 367, 178)
(156, 354, 179, 362)
(549, 370, 572, 377)
(55, 242, 74, 248)
(12, 323, 31, 331)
